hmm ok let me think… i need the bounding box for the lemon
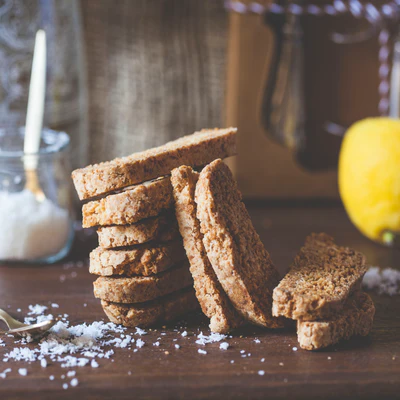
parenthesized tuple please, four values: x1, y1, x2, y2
(338, 117, 400, 245)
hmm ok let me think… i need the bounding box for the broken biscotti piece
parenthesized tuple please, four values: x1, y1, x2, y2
(101, 287, 200, 328)
(273, 233, 367, 321)
(171, 165, 242, 333)
(82, 177, 173, 228)
(72, 127, 237, 200)
(97, 213, 179, 249)
(89, 239, 186, 277)
(195, 159, 283, 328)
(93, 261, 193, 303)
(297, 291, 375, 350)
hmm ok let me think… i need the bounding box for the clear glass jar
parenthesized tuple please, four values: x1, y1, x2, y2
(0, 127, 74, 263)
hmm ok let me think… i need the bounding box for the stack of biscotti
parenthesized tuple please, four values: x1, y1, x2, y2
(272, 233, 375, 350)
(72, 128, 238, 328)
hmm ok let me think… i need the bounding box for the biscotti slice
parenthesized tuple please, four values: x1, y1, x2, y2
(297, 291, 375, 350)
(89, 239, 186, 277)
(273, 233, 367, 321)
(195, 159, 283, 328)
(93, 262, 193, 303)
(72, 127, 237, 200)
(97, 213, 179, 249)
(171, 165, 242, 333)
(101, 287, 200, 328)
(82, 177, 173, 228)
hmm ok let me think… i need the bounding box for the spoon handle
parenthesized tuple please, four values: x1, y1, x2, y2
(24, 29, 46, 170)
(0, 308, 26, 330)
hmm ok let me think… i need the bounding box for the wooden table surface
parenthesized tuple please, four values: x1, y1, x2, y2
(1, 204, 399, 400)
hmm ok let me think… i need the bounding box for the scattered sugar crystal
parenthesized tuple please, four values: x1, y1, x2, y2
(91, 360, 99, 368)
(83, 304, 87, 307)
(136, 339, 145, 348)
(128, 371, 132, 375)
(67, 371, 76, 377)
(181, 331, 188, 337)
(198, 349, 207, 355)
(17, 308, 21, 312)
(219, 342, 229, 350)
(254, 339, 261, 344)
(0, 368, 11, 379)
(240, 350, 245, 354)
(0, 339, 4, 347)
(135, 328, 147, 336)
(196, 332, 227, 345)
(49, 375, 54, 380)
(279, 362, 284, 366)
(63, 383, 68, 390)
(327, 357, 332, 360)
(153, 342, 160, 347)
(40, 359, 47, 368)
(161, 333, 166, 336)
(51, 303, 59, 308)
(258, 370, 265, 376)
(248, 353, 251, 356)
(18, 368, 28, 376)
(261, 358, 265, 362)
(230, 360, 234, 364)
(28, 304, 48, 315)
(292, 347, 298, 351)
(363, 266, 400, 295)
(175, 344, 180, 349)
(59, 275, 66, 283)
(70, 378, 78, 387)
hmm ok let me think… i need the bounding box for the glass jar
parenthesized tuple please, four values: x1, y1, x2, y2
(0, 127, 74, 263)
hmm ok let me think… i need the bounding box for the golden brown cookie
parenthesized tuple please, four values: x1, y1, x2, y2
(171, 165, 242, 333)
(93, 262, 193, 303)
(82, 177, 173, 228)
(195, 159, 283, 328)
(101, 287, 200, 328)
(297, 291, 375, 350)
(89, 239, 186, 277)
(273, 233, 367, 321)
(72, 127, 237, 200)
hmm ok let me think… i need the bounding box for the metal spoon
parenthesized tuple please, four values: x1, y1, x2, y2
(0, 308, 55, 338)
(24, 29, 47, 202)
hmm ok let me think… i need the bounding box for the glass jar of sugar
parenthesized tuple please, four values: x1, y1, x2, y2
(0, 127, 74, 263)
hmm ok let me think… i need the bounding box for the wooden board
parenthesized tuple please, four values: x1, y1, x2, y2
(0, 204, 399, 399)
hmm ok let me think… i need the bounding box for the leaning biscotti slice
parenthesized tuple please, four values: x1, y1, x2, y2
(101, 287, 200, 328)
(82, 177, 173, 228)
(273, 233, 367, 321)
(195, 159, 283, 328)
(93, 262, 193, 303)
(97, 213, 179, 249)
(72, 127, 237, 200)
(89, 239, 186, 277)
(171, 166, 242, 333)
(297, 291, 375, 350)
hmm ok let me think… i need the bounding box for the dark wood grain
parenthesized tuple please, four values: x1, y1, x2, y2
(81, 0, 227, 165)
(0, 204, 399, 400)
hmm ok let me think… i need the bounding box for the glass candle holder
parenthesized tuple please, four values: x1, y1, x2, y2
(0, 127, 74, 263)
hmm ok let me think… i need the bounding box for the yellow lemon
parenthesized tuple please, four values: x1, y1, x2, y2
(338, 117, 400, 245)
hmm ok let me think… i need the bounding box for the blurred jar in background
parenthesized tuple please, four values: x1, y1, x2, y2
(0, 0, 88, 170)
